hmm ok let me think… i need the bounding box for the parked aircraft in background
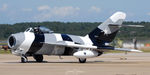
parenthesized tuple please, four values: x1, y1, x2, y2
(7, 12, 142, 63)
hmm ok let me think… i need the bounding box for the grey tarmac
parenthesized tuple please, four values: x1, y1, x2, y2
(0, 53, 150, 75)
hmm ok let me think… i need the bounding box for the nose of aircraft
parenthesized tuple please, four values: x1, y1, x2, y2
(7, 32, 25, 50)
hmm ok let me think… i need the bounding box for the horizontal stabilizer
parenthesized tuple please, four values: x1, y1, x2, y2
(122, 25, 144, 27)
(109, 24, 144, 27)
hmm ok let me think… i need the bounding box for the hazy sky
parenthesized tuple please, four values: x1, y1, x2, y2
(0, 0, 150, 24)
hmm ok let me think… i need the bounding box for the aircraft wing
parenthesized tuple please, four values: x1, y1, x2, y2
(43, 41, 142, 52)
(97, 46, 142, 52)
(114, 48, 142, 52)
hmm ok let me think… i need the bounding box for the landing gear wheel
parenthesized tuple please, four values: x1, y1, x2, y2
(21, 56, 28, 63)
(33, 55, 43, 62)
(79, 58, 86, 63)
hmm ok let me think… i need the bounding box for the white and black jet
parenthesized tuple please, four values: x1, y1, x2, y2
(7, 12, 142, 63)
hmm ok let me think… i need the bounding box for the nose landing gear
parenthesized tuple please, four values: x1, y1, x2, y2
(21, 55, 28, 63)
(21, 54, 43, 63)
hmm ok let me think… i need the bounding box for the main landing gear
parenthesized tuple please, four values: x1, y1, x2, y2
(21, 55, 28, 63)
(33, 54, 43, 62)
(21, 54, 43, 63)
(79, 58, 86, 63)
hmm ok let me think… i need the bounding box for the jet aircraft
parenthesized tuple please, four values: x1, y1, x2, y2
(8, 12, 142, 63)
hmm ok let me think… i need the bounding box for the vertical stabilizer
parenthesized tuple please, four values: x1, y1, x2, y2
(88, 12, 126, 46)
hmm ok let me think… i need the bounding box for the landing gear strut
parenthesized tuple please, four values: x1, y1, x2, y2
(21, 56, 28, 63)
(33, 54, 43, 62)
(79, 58, 86, 63)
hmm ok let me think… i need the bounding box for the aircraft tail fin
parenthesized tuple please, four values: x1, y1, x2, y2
(88, 12, 126, 46)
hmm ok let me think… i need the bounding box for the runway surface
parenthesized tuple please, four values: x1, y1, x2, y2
(0, 53, 150, 75)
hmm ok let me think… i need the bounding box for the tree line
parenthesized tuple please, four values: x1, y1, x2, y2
(0, 21, 149, 40)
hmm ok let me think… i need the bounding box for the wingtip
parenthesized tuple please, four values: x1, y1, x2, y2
(131, 49, 143, 52)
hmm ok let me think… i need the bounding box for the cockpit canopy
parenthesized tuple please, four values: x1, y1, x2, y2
(25, 26, 54, 33)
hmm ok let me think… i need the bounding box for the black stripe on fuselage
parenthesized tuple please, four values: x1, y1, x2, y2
(89, 27, 118, 47)
(61, 34, 73, 41)
(61, 34, 74, 55)
(26, 33, 45, 55)
(89, 27, 104, 46)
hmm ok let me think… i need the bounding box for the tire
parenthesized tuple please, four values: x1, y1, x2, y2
(79, 58, 86, 63)
(21, 56, 28, 63)
(33, 54, 43, 62)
